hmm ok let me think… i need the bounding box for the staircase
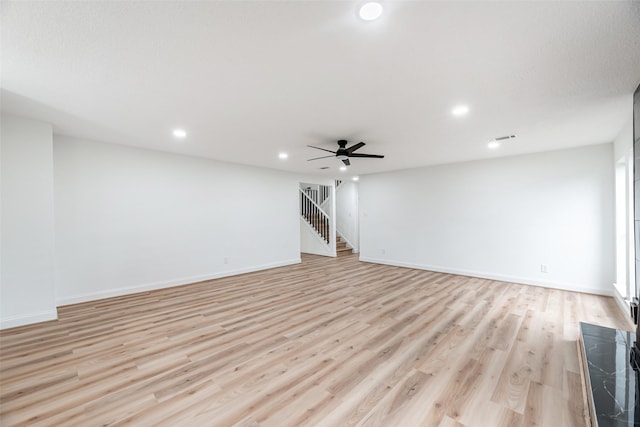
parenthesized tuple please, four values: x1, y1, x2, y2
(300, 186, 331, 245)
(336, 234, 353, 256)
(300, 183, 355, 257)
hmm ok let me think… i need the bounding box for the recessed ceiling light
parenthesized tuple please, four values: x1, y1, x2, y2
(339, 166, 347, 172)
(487, 141, 501, 150)
(359, 2, 383, 21)
(352, 176, 360, 181)
(172, 129, 187, 138)
(278, 152, 288, 160)
(451, 105, 470, 117)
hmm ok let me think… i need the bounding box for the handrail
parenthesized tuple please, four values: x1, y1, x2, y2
(319, 185, 330, 206)
(303, 185, 331, 206)
(300, 188, 326, 213)
(300, 189, 330, 244)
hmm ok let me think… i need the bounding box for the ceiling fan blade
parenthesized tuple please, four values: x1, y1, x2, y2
(307, 155, 335, 161)
(307, 145, 336, 154)
(349, 153, 384, 158)
(346, 142, 365, 154)
(342, 158, 351, 166)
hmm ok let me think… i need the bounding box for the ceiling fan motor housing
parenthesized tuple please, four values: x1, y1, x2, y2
(336, 140, 348, 159)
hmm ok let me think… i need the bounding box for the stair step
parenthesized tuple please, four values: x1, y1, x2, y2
(335, 234, 352, 256)
(336, 234, 352, 256)
(336, 247, 353, 256)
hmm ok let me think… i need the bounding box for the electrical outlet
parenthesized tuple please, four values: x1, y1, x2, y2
(381, 249, 386, 255)
(224, 257, 229, 264)
(541, 264, 548, 273)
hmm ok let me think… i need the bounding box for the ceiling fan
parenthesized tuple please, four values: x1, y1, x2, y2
(307, 140, 384, 166)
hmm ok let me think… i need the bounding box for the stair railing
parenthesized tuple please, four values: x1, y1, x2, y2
(319, 185, 331, 206)
(300, 189, 330, 244)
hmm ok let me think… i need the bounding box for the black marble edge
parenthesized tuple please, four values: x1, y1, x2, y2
(581, 322, 631, 345)
(579, 325, 597, 427)
(579, 322, 640, 426)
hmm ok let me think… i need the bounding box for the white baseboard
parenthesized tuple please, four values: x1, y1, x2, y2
(358, 256, 613, 296)
(1, 310, 58, 330)
(301, 249, 336, 257)
(56, 258, 302, 306)
(612, 286, 636, 330)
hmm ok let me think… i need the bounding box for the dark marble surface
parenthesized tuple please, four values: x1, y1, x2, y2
(580, 322, 640, 426)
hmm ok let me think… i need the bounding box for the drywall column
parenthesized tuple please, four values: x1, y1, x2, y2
(336, 181, 359, 252)
(1, 114, 57, 328)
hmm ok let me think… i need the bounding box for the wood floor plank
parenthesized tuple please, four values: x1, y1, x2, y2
(0, 253, 630, 426)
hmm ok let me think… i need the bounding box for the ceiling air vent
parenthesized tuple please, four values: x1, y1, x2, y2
(487, 134, 516, 150)
(493, 134, 516, 142)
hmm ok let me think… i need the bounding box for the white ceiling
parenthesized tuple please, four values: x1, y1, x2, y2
(2, 1, 640, 177)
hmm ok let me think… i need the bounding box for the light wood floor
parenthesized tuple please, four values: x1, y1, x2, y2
(0, 254, 631, 426)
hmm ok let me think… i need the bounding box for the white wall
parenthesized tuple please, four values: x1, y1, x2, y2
(614, 117, 633, 160)
(54, 137, 301, 304)
(336, 181, 359, 252)
(1, 115, 57, 328)
(360, 144, 615, 295)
